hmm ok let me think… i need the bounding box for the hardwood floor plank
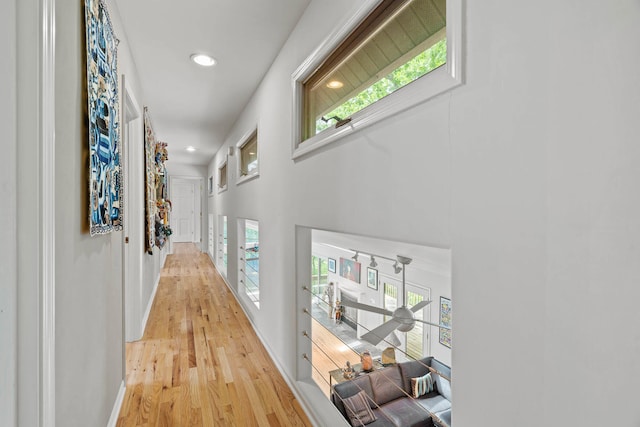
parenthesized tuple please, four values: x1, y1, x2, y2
(117, 243, 311, 426)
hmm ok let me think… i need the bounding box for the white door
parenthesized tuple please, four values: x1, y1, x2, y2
(171, 179, 196, 242)
(122, 77, 142, 342)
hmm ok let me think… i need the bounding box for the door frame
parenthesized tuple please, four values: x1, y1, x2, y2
(169, 175, 204, 251)
(14, 0, 56, 425)
(121, 75, 143, 343)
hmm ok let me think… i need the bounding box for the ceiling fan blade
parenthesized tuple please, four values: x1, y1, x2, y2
(361, 319, 402, 346)
(340, 299, 392, 317)
(414, 318, 452, 330)
(410, 300, 432, 313)
(387, 331, 401, 347)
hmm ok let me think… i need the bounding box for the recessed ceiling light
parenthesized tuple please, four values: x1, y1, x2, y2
(186, 146, 196, 152)
(326, 80, 344, 89)
(190, 53, 216, 67)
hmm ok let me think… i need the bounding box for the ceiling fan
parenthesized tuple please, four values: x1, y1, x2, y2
(340, 255, 451, 346)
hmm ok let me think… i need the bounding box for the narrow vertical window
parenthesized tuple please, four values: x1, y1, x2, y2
(218, 215, 228, 277)
(239, 218, 260, 308)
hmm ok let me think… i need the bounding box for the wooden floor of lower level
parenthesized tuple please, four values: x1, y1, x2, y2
(116, 243, 311, 426)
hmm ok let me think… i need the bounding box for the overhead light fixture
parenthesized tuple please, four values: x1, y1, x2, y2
(369, 256, 377, 268)
(190, 53, 216, 67)
(186, 146, 196, 152)
(326, 80, 344, 89)
(352, 251, 359, 262)
(393, 261, 402, 274)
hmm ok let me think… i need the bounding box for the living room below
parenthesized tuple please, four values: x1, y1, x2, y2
(304, 230, 452, 426)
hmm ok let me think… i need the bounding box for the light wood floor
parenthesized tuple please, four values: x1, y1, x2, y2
(117, 243, 311, 426)
(310, 318, 361, 398)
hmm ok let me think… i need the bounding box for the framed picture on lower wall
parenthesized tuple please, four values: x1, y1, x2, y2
(328, 258, 336, 273)
(367, 267, 378, 290)
(439, 296, 452, 348)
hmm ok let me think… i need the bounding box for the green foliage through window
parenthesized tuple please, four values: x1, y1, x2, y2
(316, 39, 447, 133)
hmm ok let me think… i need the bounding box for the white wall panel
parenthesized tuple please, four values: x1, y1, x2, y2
(208, 1, 640, 425)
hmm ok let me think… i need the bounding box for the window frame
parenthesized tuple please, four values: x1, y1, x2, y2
(236, 126, 259, 185)
(291, 0, 463, 159)
(238, 218, 260, 309)
(217, 156, 228, 194)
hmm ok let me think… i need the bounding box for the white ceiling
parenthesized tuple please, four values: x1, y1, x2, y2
(114, 0, 311, 166)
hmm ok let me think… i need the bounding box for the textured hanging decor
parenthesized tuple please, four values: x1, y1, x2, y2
(154, 141, 171, 249)
(84, 0, 122, 236)
(143, 108, 171, 253)
(143, 107, 157, 254)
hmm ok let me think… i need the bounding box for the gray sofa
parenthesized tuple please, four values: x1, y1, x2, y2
(331, 357, 451, 427)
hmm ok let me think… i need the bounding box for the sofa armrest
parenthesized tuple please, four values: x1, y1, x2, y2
(431, 409, 451, 427)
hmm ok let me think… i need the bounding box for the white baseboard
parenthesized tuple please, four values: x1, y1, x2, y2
(140, 273, 161, 338)
(107, 380, 126, 427)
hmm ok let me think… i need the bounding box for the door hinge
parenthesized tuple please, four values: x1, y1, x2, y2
(125, 236, 129, 244)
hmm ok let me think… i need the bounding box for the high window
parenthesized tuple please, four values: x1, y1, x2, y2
(238, 219, 260, 308)
(236, 128, 259, 184)
(217, 158, 228, 193)
(292, 0, 462, 158)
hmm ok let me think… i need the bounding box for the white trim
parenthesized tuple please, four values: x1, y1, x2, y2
(235, 126, 260, 185)
(291, 0, 463, 160)
(106, 381, 126, 427)
(42, 0, 56, 424)
(140, 273, 161, 338)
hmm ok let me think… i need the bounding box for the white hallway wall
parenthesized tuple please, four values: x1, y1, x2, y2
(1, 0, 17, 425)
(209, 1, 640, 426)
(53, 0, 163, 425)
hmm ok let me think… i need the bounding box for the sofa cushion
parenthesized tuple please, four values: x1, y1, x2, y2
(411, 372, 434, 398)
(398, 357, 433, 392)
(333, 374, 376, 417)
(416, 392, 451, 414)
(378, 398, 434, 427)
(369, 408, 403, 427)
(343, 390, 377, 426)
(369, 366, 406, 405)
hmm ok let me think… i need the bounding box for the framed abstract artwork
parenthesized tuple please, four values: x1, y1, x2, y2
(439, 296, 452, 348)
(367, 267, 378, 290)
(340, 257, 361, 283)
(85, 0, 122, 236)
(328, 258, 336, 273)
(143, 107, 157, 253)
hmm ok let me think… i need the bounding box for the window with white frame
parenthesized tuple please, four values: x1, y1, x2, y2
(236, 128, 259, 183)
(218, 157, 228, 193)
(292, 0, 462, 158)
(218, 215, 228, 277)
(238, 218, 260, 308)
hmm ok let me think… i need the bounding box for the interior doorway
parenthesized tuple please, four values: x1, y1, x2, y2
(169, 176, 203, 250)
